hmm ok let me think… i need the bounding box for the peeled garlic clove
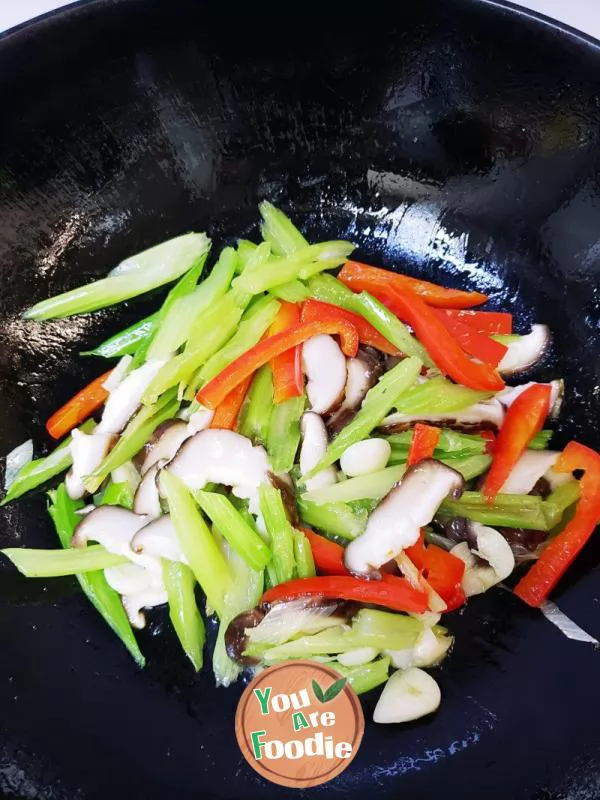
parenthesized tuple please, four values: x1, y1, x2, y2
(340, 438, 391, 477)
(373, 667, 441, 724)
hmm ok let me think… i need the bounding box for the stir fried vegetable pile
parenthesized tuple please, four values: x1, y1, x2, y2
(3, 203, 599, 724)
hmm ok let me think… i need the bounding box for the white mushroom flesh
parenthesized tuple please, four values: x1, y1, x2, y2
(340, 438, 391, 477)
(131, 515, 187, 563)
(498, 325, 551, 377)
(141, 420, 189, 475)
(302, 335, 347, 414)
(381, 398, 505, 433)
(500, 450, 561, 494)
(186, 408, 215, 435)
(66, 429, 115, 500)
(386, 629, 452, 670)
(451, 523, 515, 596)
(344, 460, 464, 574)
(101, 355, 133, 393)
(121, 586, 168, 629)
(133, 463, 163, 518)
(299, 412, 337, 492)
(97, 359, 166, 435)
(373, 667, 441, 724)
(110, 460, 141, 493)
(495, 379, 564, 419)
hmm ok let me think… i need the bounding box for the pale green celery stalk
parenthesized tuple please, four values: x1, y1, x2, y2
(233, 242, 354, 296)
(160, 470, 231, 617)
(146, 247, 237, 362)
(303, 465, 406, 504)
(96, 481, 135, 509)
(331, 656, 390, 695)
(197, 295, 280, 385)
(306, 357, 422, 477)
(297, 256, 356, 281)
(529, 430, 553, 450)
(307, 274, 429, 362)
(162, 560, 205, 671)
(297, 497, 367, 540)
(259, 201, 309, 256)
(241, 241, 272, 273)
(85, 390, 179, 492)
(394, 376, 492, 415)
(293, 529, 316, 578)
(266, 395, 305, 473)
(236, 239, 258, 272)
(492, 334, 521, 345)
(1, 419, 95, 506)
(47, 484, 145, 666)
(195, 491, 271, 571)
(213, 542, 264, 687)
(259, 483, 295, 584)
(142, 293, 244, 405)
(269, 281, 310, 303)
(82, 313, 159, 359)
(385, 429, 488, 456)
(25, 233, 211, 320)
(2, 545, 127, 577)
(437, 491, 551, 530)
(543, 480, 581, 528)
(238, 365, 273, 445)
(440, 453, 492, 481)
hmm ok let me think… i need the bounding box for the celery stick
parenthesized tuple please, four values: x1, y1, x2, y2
(331, 656, 391, 695)
(297, 497, 367, 540)
(529, 429, 553, 450)
(293, 528, 316, 578)
(25, 233, 211, 320)
(238, 365, 273, 445)
(269, 280, 310, 303)
(441, 453, 492, 481)
(82, 313, 159, 359)
(394, 376, 492, 415)
(1, 419, 95, 506)
(307, 357, 421, 477)
(162, 560, 205, 671)
(259, 483, 295, 584)
(543, 480, 581, 527)
(437, 491, 551, 530)
(303, 465, 406, 504)
(160, 470, 231, 617)
(236, 239, 258, 270)
(259, 201, 309, 256)
(96, 481, 135, 509)
(195, 491, 272, 571)
(385, 429, 488, 457)
(492, 334, 521, 345)
(2, 545, 128, 577)
(48, 484, 145, 666)
(266, 395, 305, 473)
(85, 390, 179, 492)
(259, 627, 351, 661)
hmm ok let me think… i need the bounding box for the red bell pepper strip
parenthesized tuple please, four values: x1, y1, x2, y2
(339, 261, 488, 308)
(407, 423, 441, 466)
(300, 527, 349, 576)
(342, 279, 504, 391)
(210, 374, 253, 431)
(198, 319, 359, 410)
(433, 309, 508, 366)
(301, 299, 400, 356)
(261, 573, 429, 613)
(482, 384, 552, 504)
(405, 537, 466, 611)
(268, 302, 304, 403)
(514, 442, 600, 607)
(46, 370, 113, 440)
(480, 430, 496, 455)
(441, 309, 512, 335)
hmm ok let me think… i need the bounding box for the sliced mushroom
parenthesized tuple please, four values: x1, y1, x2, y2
(133, 464, 162, 518)
(104, 562, 155, 595)
(451, 522, 515, 596)
(495, 378, 564, 419)
(443, 516, 546, 559)
(327, 348, 384, 435)
(101, 355, 133, 393)
(71, 505, 151, 564)
(500, 450, 562, 495)
(131, 514, 186, 562)
(269, 473, 300, 525)
(340, 438, 391, 477)
(225, 608, 266, 665)
(498, 325, 551, 378)
(65, 429, 115, 500)
(121, 586, 168, 629)
(186, 407, 215, 435)
(140, 420, 188, 475)
(110, 460, 141, 493)
(344, 459, 465, 575)
(97, 359, 166, 435)
(385, 628, 453, 670)
(299, 412, 337, 492)
(302, 334, 347, 415)
(373, 667, 441, 724)
(380, 399, 505, 434)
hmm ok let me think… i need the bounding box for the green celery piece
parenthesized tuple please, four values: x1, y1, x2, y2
(236, 239, 258, 272)
(297, 497, 367, 540)
(47, 485, 144, 666)
(543, 480, 581, 528)
(293, 528, 316, 578)
(146, 247, 236, 362)
(82, 313, 159, 358)
(529, 429, 553, 450)
(303, 465, 406, 504)
(307, 356, 422, 477)
(2, 545, 127, 577)
(269, 280, 309, 303)
(233, 241, 354, 296)
(259, 483, 295, 585)
(259, 201, 309, 256)
(385, 428, 487, 456)
(238, 365, 273, 445)
(1, 418, 95, 506)
(25, 233, 211, 320)
(85, 390, 179, 492)
(142, 292, 244, 405)
(160, 470, 231, 617)
(162, 559, 205, 671)
(492, 334, 521, 345)
(441, 453, 492, 481)
(438, 491, 551, 530)
(195, 491, 272, 571)
(96, 481, 135, 510)
(197, 295, 280, 385)
(394, 376, 492, 415)
(266, 395, 305, 473)
(259, 627, 351, 661)
(331, 656, 390, 695)
(307, 274, 429, 362)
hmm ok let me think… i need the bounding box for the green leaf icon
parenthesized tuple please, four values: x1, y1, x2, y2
(312, 679, 326, 703)
(323, 677, 347, 702)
